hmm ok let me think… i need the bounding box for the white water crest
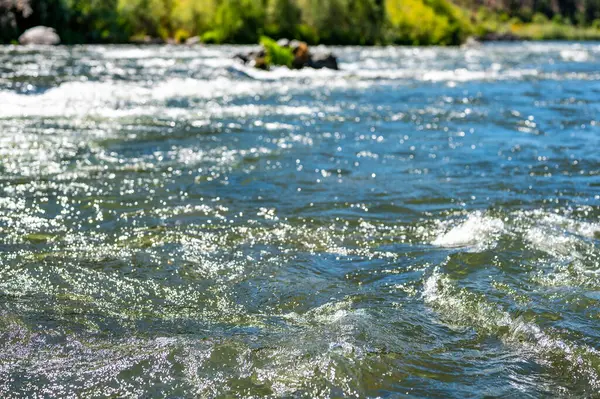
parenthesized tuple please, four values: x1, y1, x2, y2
(431, 212, 505, 250)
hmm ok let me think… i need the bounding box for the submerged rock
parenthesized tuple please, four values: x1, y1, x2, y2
(234, 48, 266, 65)
(18, 26, 60, 45)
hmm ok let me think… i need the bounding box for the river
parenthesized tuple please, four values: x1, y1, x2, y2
(0, 42, 599, 397)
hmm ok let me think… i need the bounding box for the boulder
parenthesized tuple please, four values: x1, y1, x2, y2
(250, 56, 269, 70)
(186, 36, 201, 45)
(291, 41, 310, 69)
(18, 26, 60, 45)
(276, 38, 290, 48)
(462, 37, 481, 48)
(234, 39, 339, 71)
(308, 52, 338, 70)
(235, 48, 266, 64)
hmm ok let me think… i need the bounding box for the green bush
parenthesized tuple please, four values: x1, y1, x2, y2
(260, 35, 294, 67)
(117, 0, 171, 39)
(170, 0, 217, 41)
(201, 29, 223, 44)
(296, 23, 319, 44)
(532, 12, 549, 24)
(385, 0, 471, 45)
(296, 0, 384, 45)
(266, 0, 301, 39)
(213, 0, 265, 43)
(63, 0, 127, 43)
(552, 14, 565, 24)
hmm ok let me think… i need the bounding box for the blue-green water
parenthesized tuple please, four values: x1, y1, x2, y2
(0, 43, 599, 398)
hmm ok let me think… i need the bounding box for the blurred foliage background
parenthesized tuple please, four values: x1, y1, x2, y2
(2, 0, 600, 44)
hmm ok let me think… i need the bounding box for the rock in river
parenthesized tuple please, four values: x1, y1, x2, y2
(307, 52, 338, 70)
(19, 26, 60, 45)
(185, 36, 201, 46)
(236, 40, 339, 71)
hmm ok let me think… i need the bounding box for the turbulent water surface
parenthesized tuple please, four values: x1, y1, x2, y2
(1, 43, 600, 398)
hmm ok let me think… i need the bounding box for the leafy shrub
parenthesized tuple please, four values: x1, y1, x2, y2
(385, 0, 471, 45)
(266, 0, 301, 39)
(201, 29, 223, 44)
(260, 35, 294, 67)
(213, 0, 265, 43)
(532, 13, 549, 24)
(295, 23, 318, 44)
(171, 0, 217, 39)
(117, 0, 171, 39)
(64, 0, 126, 42)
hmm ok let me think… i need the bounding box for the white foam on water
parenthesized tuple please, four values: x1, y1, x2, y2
(560, 49, 591, 62)
(539, 212, 600, 239)
(282, 297, 367, 327)
(516, 210, 599, 259)
(431, 212, 505, 250)
(0, 78, 326, 119)
(525, 227, 579, 258)
(420, 68, 538, 82)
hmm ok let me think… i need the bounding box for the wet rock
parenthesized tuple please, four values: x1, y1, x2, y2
(250, 56, 269, 70)
(291, 41, 310, 69)
(18, 26, 60, 45)
(186, 36, 201, 45)
(308, 52, 338, 70)
(234, 53, 250, 64)
(235, 48, 269, 70)
(276, 38, 290, 48)
(235, 39, 339, 71)
(462, 37, 481, 48)
(235, 48, 266, 64)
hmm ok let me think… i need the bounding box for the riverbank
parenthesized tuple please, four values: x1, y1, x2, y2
(3, 0, 600, 46)
(9, 27, 600, 48)
(477, 21, 600, 42)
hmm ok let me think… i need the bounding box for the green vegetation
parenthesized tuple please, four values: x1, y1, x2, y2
(260, 35, 294, 67)
(2, 0, 600, 45)
(473, 8, 600, 41)
(385, 0, 471, 45)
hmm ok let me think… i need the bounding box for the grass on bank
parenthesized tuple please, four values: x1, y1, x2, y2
(474, 9, 600, 41)
(511, 21, 600, 41)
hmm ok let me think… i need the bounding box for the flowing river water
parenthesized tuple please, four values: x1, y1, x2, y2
(0, 43, 599, 398)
